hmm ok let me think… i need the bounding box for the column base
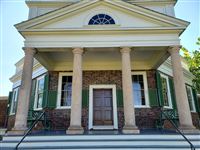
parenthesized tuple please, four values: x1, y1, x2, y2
(122, 125, 140, 134)
(6, 127, 27, 136)
(66, 126, 84, 135)
(0, 128, 7, 136)
(178, 125, 200, 134)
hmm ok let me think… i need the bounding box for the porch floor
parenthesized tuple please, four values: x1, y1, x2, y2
(28, 129, 178, 136)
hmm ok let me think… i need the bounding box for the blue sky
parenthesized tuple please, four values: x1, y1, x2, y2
(0, 0, 200, 96)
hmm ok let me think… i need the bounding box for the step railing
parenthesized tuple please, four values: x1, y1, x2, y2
(15, 110, 45, 150)
(160, 107, 196, 150)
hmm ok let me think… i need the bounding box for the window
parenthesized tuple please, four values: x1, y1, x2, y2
(160, 74, 172, 108)
(57, 73, 73, 108)
(186, 85, 196, 112)
(10, 88, 19, 114)
(34, 76, 45, 110)
(88, 14, 115, 25)
(132, 72, 149, 107)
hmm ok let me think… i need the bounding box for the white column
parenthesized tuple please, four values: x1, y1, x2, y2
(10, 48, 36, 135)
(168, 46, 197, 133)
(67, 48, 84, 134)
(120, 47, 139, 134)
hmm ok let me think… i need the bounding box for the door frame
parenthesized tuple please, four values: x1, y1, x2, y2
(89, 85, 118, 130)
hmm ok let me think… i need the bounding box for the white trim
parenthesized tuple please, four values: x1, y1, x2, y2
(186, 85, 196, 112)
(56, 72, 73, 109)
(92, 126, 114, 130)
(160, 73, 173, 109)
(33, 75, 45, 110)
(89, 84, 118, 130)
(132, 71, 149, 108)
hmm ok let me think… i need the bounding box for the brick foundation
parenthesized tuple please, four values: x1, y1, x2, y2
(0, 99, 8, 127)
(7, 115, 15, 130)
(191, 112, 200, 129)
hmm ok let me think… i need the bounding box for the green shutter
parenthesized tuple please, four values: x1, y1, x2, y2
(117, 89, 123, 107)
(82, 89, 89, 108)
(29, 79, 36, 111)
(8, 91, 13, 115)
(192, 88, 200, 113)
(42, 74, 49, 108)
(48, 91, 57, 108)
(156, 71, 163, 106)
(169, 78, 177, 110)
(149, 88, 159, 106)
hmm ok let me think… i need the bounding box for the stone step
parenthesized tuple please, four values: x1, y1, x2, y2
(1, 134, 199, 150)
(1, 140, 200, 149)
(2, 134, 200, 142)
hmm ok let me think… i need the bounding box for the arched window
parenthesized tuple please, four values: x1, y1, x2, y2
(88, 14, 115, 25)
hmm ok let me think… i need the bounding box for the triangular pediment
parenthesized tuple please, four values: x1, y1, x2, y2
(15, 0, 189, 32)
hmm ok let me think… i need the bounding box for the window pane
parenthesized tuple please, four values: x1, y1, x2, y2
(88, 14, 115, 25)
(37, 93, 43, 108)
(38, 78, 44, 92)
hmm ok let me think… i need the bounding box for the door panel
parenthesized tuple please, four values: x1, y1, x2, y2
(93, 89, 113, 126)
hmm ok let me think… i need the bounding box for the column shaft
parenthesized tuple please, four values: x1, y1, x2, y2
(11, 48, 36, 135)
(168, 46, 197, 133)
(67, 48, 84, 134)
(120, 47, 139, 134)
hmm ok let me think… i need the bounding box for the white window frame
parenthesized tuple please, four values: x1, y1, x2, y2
(89, 84, 118, 130)
(160, 73, 173, 109)
(132, 72, 150, 108)
(186, 85, 196, 112)
(57, 72, 73, 109)
(10, 88, 19, 115)
(34, 75, 45, 111)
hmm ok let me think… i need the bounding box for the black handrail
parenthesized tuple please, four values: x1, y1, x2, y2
(15, 111, 45, 150)
(160, 108, 196, 150)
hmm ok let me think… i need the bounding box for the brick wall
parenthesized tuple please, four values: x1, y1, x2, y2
(83, 71, 122, 89)
(0, 97, 8, 128)
(45, 70, 161, 130)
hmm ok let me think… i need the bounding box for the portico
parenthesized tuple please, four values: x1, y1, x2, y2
(8, 0, 199, 135)
(8, 44, 197, 135)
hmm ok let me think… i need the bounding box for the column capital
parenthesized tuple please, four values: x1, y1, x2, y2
(22, 47, 37, 55)
(167, 45, 181, 54)
(120, 47, 132, 53)
(72, 48, 84, 54)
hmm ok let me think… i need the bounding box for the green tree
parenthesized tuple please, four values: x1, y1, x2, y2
(181, 37, 200, 92)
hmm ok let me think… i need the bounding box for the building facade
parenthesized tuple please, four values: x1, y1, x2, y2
(7, 0, 200, 135)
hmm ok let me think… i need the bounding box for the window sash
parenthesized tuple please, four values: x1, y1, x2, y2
(10, 88, 19, 114)
(160, 74, 172, 108)
(186, 85, 196, 112)
(57, 73, 73, 109)
(34, 76, 45, 110)
(132, 72, 149, 107)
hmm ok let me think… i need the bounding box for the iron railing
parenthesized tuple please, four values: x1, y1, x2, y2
(15, 111, 45, 150)
(159, 108, 196, 150)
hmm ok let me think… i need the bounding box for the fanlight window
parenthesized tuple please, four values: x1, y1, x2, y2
(88, 14, 115, 25)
